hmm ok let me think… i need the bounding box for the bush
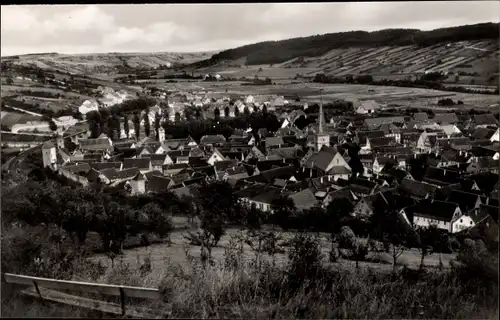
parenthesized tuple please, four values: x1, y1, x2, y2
(286, 233, 324, 289)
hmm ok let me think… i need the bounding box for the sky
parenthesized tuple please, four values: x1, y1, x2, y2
(1, 2, 499, 56)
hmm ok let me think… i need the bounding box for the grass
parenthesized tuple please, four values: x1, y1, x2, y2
(0, 112, 42, 129)
(86, 232, 496, 319)
(89, 225, 457, 289)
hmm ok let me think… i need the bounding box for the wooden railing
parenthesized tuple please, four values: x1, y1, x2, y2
(2, 273, 163, 317)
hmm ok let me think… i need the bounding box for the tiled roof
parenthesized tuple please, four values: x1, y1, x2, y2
(406, 199, 459, 222)
(147, 175, 172, 193)
(90, 162, 122, 171)
(399, 178, 438, 198)
(434, 113, 459, 124)
(364, 117, 405, 128)
(473, 114, 498, 126)
(289, 188, 318, 210)
(123, 158, 151, 170)
(265, 136, 285, 148)
(413, 112, 429, 122)
(80, 138, 111, 150)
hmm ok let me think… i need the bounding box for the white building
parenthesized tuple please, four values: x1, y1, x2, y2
(79, 99, 99, 115)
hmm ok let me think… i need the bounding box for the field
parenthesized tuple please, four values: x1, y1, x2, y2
(88, 217, 457, 288)
(160, 80, 499, 108)
(1, 111, 42, 129)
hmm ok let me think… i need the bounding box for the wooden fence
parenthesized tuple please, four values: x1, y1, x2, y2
(2, 273, 164, 318)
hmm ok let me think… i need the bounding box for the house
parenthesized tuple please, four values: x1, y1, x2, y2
(466, 157, 499, 174)
(322, 187, 358, 208)
(471, 127, 496, 140)
(413, 112, 429, 122)
(490, 128, 499, 142)
(127, 172, 146, 195)
(434, 113, 459, 124)
(42, 141, 58, 170)
(401, 199, 471, 233)
(470, 114, 498, 128)
(289, 188, 318, 211)
(440, 124, 462, 138)
(265, 136, 285, 150)
(355, 100, 380, 114)
(240, 187, 282, 212)
(97, 168, 121, 184)
(207, 148, 227, 166)
(123, 158, 152, 174)
(79, 137, 113, 153)
(364, 117, 405, 129)
(163, 163, 189, 177)
(224, 166, 250, 185)
(304, 148, 351, 175)
(372, 156, 399, 174)
(366, 137, 395, 152)
(146, 175, 174, 193)
(356, 130, 385, 149)
(398, 178, 439, 199)
(348, 178, 379, 197)
(200, 135, 226, 147)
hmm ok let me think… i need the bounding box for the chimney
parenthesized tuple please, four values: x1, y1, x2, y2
(321, 176, 324, 184)
(443, 169, 446, 176)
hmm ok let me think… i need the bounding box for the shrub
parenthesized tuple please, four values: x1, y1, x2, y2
(286, 233, 324, 289)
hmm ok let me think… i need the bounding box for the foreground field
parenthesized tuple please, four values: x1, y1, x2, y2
(89, 217, 457, 288)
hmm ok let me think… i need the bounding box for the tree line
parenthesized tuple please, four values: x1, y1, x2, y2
(189, 23, 499, 66)
(312, 72, 499, 95)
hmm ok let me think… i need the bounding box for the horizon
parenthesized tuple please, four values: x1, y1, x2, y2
(2, 2, 500, 57)
(1, 21, 498, 58)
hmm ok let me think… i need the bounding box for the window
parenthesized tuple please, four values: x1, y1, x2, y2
(460, 219, 463, 223)
(336, 159, 339, 164)
(470, 221, 473, 225)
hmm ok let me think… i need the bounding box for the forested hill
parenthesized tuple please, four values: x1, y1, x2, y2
(190, 22, 499, 67)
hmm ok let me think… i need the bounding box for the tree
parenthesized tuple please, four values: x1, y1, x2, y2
(143, 112, 151, 137)
(270, 194, 296, 230)
(214, 107, 220, 121)
(133, 113, 141, 139)
(287, 233, 324, 288)
(6, 76, 13, 85)
(86, 110, 101, 138)
(234, 106, 240, 117)
(261, 104, 268, 115)
(99, 108, 110, 136)
(123, 114, 129, 138)
(382, 211, 417, 272)
(415, 226, 435, 270)
(184, 181, 237, 265)
(174, 112, 181, 123)
(154, 111, 161, 140)
(224, 106, 230, 118)
(243, 107, 250, 117)
(48, 120, 58, 131)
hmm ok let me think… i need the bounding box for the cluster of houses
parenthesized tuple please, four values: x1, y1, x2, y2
(78, 87, 134, 115)
(42, 99, 499, 239)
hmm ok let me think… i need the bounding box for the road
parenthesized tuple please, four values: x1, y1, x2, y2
(2, 144, 43, 175)
(1, 130, 53, 137)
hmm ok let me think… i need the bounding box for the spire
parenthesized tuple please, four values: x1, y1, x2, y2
(319, 89, 325, 134)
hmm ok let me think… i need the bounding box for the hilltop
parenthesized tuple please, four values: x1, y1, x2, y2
(184, 23, 499, 86)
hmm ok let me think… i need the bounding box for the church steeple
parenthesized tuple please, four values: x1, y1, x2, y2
(319, 95, 325, 134)
(315, 89, 329, 152)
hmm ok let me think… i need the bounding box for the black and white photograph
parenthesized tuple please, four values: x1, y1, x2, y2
(1, 1, 499, 318)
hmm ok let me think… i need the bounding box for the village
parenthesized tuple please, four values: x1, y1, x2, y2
(40, 87, 500, 239)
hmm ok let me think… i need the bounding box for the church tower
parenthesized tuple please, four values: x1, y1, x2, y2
(315, 97, 330, 151)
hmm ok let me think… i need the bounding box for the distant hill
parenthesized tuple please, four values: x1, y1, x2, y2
(2, 51, 219, 76)
(188, 23, 499, 68)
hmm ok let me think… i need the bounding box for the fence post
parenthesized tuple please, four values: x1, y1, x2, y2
(33, 280, 42, 298)
(119, 287, 125, 316)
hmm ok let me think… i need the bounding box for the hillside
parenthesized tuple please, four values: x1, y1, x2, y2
(1, 51, 218, 76)
(186, 23, 499, 83)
